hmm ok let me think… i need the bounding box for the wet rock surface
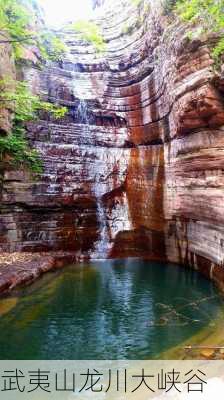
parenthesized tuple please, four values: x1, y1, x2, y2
(0, 0, 224, 289)
(0, 251, 79, 295)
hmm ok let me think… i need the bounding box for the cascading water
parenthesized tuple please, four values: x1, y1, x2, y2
(75, 97, 111, 258)
(91, 194, 111, 259)
(76, 99, 89, 124)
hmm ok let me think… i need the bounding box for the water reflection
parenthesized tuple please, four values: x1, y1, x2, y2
(0, 259, 222, 359)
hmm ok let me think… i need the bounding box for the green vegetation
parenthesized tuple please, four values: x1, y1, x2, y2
(175, 0, 224, 29)
(122, 22, 134, 35)
(130, 0, 143, 6)
(38, 33, 68, 62)
(163, 0, 224, 66)
(0, 0, 67, 62)
(0, 80, 67, 173)
(162, 0, 178, 15)
(184, 26, 204, 40)
(0, 0, 68, 173)
(0, 0, 31, 40)
(1, 80, 67, 121)
(71, 20, 106, 53)
(0, 0, 32, 60)
(0, 132, 42, 173)
(212, 38, 224, 65)
(143, 2, 151, 14)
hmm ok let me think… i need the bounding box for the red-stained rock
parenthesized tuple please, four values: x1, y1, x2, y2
(0, 0, 224, 291)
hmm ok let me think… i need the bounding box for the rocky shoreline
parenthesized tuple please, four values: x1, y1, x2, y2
(0, 252, 78, 296)
(1, 251, 224, 297)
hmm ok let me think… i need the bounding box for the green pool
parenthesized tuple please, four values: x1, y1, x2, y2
(0, 259, 223, 359)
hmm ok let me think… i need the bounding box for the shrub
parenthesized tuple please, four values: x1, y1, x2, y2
(212, 37, 224, 66)
(164, 0, 224, 66)
(130, 0, 143, 6)
(0, 80, 67, 172)
(0, 0, 68, 62)
(175, 0, 224, 29)
(0, 0, 68, 173)
(0, 131, 42, 173)
(38, 33, 68, 62)
(71, 20, 106, 53)
(1, 81, 67, 121)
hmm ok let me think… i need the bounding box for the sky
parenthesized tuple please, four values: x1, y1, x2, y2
(38, 0, 94, 26)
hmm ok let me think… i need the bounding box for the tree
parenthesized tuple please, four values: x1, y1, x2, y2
(0, 0, 68, 173)
(0, 80, 67, 173)
(163, 0, 224, 66)
(0, 0, 68, 61)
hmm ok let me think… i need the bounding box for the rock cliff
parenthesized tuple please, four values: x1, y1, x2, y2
(1, 0, 224, 288)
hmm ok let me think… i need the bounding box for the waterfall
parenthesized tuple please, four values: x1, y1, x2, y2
(91, 197, 111, 259)
(76, 99, 89, 124)
(74, 96, 111, 259)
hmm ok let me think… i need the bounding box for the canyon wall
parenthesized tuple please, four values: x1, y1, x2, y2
(1, 0, 224, 286)
(0, 36, 15, 135)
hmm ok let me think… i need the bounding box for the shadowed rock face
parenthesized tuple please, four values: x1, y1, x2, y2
(1, 0, 224, 282)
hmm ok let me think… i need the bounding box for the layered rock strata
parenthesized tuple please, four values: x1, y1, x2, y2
(1, 0, 224, 289)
